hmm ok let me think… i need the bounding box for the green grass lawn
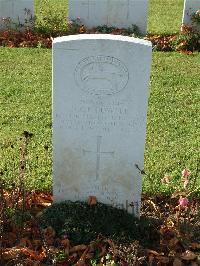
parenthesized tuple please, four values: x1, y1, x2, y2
(145, 52, 200, 194)
(0, 48, 199, 194)
(0, 48, 52, 190)
(34, 0, 184, 34)
(148, 0, 184, 34)
(0, 0, 199, 195)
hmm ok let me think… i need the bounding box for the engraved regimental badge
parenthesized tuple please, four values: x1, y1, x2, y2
(75, 56, 129, 96)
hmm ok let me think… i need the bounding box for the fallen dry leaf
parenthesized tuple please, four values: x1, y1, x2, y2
(87, 195, 97, 206)
(145, 199, 160, 213)
(190, 262, 199, 266)
(19, 237, 33, 248)
(181, 250, 197, 261)
(79, 25, 86, 33)
(22, 247, 46, 262)
(61, 239, 70, 256)
(98, 245, 107, 257)
(76, 247, 90, 265)
(1, 190, 200, 265)
(179, 50, 193, 55)
(70, 244, 88, 253)
(173, 257, 183, 266)
(2, 231, 17, 247)
(2, 248, 21, 260)
(191, 242, 200, 250)
(169, 237, 179, 248)
(32, 239, 43, 251)
(61, 239, 70, 248)
(157, 256, 170, 263)
(43, 226, 56, 239)
(147, 249, 163, 256)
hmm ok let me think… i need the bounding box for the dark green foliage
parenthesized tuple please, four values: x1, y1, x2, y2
(39, 201, 159, 246)
(123, 25, 140, 37)
(171, 26, 200, 52)
(34, 0, 69, 36)
(191, 10, 200, 25)
(95, 25, 116, 34)
(95, 24, 141, 37)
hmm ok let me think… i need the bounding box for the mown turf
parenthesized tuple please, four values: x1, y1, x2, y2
(34, 0, 184, 34)
(0, 48, 52, 190)
(144, 52, 200, 194)
(148, 0, 184, 34)
(0, 48, 199, 193)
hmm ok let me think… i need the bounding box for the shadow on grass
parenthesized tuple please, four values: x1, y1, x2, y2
(39, 201, 161, 248)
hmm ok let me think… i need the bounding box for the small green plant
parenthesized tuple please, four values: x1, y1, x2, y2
(161, 163, 199, 197)
(191, 9, 200, 26)
(123, 24, 140, 37)
(160, 166, 200, 250)
(96, 25, 116, 34)
(34, 0, 68, 36)
(171, 25, 200, 51)
(55, 250, 67, 263)
(95, 24, 141, 37)
(0, 17, 12, 30)
(67, 17, 85, 34)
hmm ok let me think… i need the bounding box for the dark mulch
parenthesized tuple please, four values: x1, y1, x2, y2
(0, 192, 199, 265)
(0, 26, 200, 52)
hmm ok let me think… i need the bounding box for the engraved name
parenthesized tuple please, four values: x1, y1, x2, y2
(56, 101, 145, 134)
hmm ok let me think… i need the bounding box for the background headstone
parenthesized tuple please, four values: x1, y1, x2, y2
(53, 34, 152, 216)
(182, 0, 200, 29)
(0, 0, 34, 30)
(69, 0, 149, 34)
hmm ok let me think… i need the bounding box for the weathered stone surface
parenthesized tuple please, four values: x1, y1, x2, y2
(0, 0, 34, 30)
(69, 0, 149, 34)
(53, 34, 152, 216)
(182, 0, 200, 29)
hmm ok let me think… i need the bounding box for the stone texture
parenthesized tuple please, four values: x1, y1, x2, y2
(69, 0, 149, 34)
(182, 0, 200, 29)
(0, 0, 34, 30)
(53, 34, 152, 216)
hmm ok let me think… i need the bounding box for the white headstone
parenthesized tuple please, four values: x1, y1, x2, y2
(0, 0, 34, 30)
(182, 0, 200, 29)
(69, 0, 149, 34)
(53, 34, 152, 216)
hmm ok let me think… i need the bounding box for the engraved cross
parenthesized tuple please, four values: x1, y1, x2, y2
(83, 136, 114, 180)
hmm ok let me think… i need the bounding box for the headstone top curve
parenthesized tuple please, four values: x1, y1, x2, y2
(53, 34, 152, 48)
